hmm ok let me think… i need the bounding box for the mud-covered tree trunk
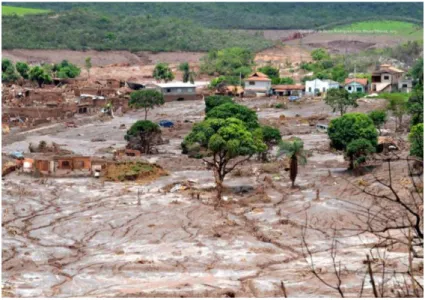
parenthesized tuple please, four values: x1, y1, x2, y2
(144, 108, 149, 120)
(290, 155, 298, 188)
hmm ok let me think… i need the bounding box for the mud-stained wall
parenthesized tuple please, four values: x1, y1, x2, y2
(3, 105, 77, 119)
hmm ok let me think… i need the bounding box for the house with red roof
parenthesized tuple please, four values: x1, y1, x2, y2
(344, 78, 368, 94)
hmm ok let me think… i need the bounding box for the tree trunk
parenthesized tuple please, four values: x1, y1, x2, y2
(290, 156, 298, 188)
(144, 109, 148, 120)
(213, 166, 224, 207)
(349, 155, 354, 170)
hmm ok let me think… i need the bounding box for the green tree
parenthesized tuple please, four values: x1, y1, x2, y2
(182, 117, 266, 203)
(53, 60, 81, 78)
(259, 125, 281, 161)
(28, 66, 52, 87)
(16, 62, 30, 79)
(407, 85, 423, 126)
(368, 110, 387, 134)
(328, 113, 378, 169)
(386, 94, 408, 130)
(311, 48, 330, 61)
(206, 102, 259, 129)
(129, 90, 165, 120)
(85, 57, 92, 78)
(277, 138, 307, 188)
(271, 77, 295, 85)
(125, 120, 162, 154)
(204, 95, 234, 113)
(2, 59, 19, 83)
(153, 63, 174, 82)
(179, 62, 195, 83)
(200, 47, 254, 77)
(324, 88, 359, 116)
(346, 138, 376, 169)
(258, 65, 279, 79)
(409, 123, 423, 159)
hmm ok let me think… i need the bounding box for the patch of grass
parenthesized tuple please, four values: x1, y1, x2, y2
(2, 5, 50, 16)
(333, 20, 423, 37)
(105, 161, 167, 182)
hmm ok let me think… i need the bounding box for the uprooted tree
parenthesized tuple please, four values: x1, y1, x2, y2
(182, 117, 266, 204)
(328, 113, 378, 169)
(125, 120, 162, 154)
(129, 90, 165, 120)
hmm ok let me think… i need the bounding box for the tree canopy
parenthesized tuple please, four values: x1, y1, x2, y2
(2, 59, 19, 83)
(28, 65, 52, 87)
(15, 62, 30, 79)
(125, 120, 162, 154)
(204, 95, 234, 113)
(200, 47, 254, 77)
(129, 90, 165, 120)
(368, 110, 387, 133)
(206, 102, 259, 129)
(328, 112, 378, 151)
(324, 88, 360, 116)
(153, 63, 174, 82)
(53, 60, 81, 78)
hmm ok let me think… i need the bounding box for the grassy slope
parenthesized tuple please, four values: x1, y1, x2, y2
(334, 20, 423, 39)
(2, 5, 49, 16)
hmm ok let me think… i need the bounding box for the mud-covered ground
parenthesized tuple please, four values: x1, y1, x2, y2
(2, 98, 422, 297)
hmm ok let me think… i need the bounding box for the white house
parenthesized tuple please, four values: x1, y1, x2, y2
(244, 72, 272, 96)
(154, 82, 198, 102)
(305, 79, 340, 95)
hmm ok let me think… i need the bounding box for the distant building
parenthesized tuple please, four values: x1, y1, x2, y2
(244, 72, 272, 96)
(305, 79, 340, 95)
(154, 82, 200, 102)
(398, 76, 413, 93)
(344, 78, 368, 94)
(272, 84, 305, 96)
(371, 64, 406, 93)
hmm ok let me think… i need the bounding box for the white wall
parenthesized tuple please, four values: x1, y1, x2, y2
(244, 80, 271, 91)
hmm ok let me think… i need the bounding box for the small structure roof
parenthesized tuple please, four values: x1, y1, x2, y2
(344, 78, 368, 86)
(154, 82, 197, 88)
(245, 71, 271, 82)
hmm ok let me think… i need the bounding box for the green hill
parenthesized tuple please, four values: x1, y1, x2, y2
(3, 2, 423, 29)
(2, 10, 273, 52)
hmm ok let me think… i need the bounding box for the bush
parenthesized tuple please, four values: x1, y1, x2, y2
(409, 123, 423, 158)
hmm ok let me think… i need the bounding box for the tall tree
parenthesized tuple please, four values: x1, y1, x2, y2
(129, 90, 165, 120)
(386, 94, 408, 131)
(182, 117, 266, 204)
(153, 63, 174, 82)
(277, 138, 307, 188)
(324, 88, 359, 116)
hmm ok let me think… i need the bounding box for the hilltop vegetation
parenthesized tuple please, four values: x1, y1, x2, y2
(3, 2, 423, 29)
(2, 5, 49, 16)
(334, 20, 423, 39)
(2, 10, 273, 52)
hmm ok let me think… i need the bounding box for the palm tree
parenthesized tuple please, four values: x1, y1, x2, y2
(277, 138, 307, 188)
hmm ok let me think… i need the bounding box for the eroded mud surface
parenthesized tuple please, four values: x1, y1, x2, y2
(2, 99, 417, 297)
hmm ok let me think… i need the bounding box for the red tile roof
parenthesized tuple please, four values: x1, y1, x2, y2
(344, 78, 368, 86)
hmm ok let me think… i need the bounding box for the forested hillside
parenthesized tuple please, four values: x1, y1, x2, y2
(2, 10, 273, 52)
(3, 2, 423, 29)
